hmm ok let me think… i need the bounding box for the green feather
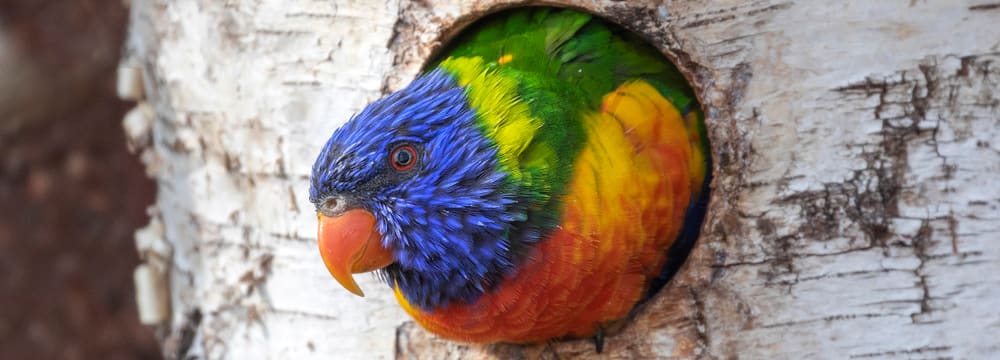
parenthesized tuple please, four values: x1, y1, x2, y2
(427, 6, 707, 228)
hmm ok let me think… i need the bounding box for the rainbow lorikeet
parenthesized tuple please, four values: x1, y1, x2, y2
(309, 7, 710, 349)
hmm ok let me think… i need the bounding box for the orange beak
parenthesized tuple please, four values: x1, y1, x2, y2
(317, 209, 394, 297)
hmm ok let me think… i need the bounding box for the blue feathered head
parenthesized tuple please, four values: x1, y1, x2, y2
(309, 69, 534, 310)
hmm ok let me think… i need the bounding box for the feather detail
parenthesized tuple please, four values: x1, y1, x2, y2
(439, 57, 540, 181)
(397, 80, 701, 342)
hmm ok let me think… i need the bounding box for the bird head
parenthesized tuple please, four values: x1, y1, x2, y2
(309, 66, 533, 310)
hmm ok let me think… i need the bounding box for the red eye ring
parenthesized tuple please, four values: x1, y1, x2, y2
(390, 145, 417, 171)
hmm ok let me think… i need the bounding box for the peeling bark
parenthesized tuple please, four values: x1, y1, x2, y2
(122, 0, 1000, 359)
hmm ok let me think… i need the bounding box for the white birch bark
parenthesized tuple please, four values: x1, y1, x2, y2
(121, 0, 1000, 359)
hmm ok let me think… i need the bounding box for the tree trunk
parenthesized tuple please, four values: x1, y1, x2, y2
(121, 0, 1000, 359)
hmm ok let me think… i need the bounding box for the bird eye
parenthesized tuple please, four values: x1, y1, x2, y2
(390, 144, 417, 171)
(322, 197, 338, 211)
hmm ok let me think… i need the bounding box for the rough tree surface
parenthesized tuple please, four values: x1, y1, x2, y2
(122, 0, 1000, 359)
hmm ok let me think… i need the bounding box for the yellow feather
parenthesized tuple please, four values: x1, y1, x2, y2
(440, 57, 541, 180)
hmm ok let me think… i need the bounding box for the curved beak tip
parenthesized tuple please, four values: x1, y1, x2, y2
(340, 277, 366, 297)
(324, 255, 366, 297)
(317, 209, 393, 298)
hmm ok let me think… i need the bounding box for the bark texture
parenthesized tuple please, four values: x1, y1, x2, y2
(122, 0, 1000, 359)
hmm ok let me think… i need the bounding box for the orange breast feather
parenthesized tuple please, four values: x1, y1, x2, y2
(394, 80, 698, 343)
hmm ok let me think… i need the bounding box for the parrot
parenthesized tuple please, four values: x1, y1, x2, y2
(308, 7, 710, 350)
